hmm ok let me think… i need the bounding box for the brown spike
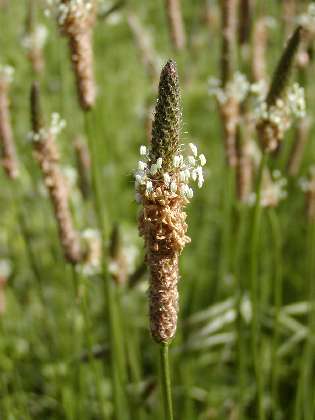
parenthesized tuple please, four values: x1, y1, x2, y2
(0, 75, 19, 179)
(165, 0, 186, 51)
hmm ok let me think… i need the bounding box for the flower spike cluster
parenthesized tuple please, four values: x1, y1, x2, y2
(0, 65, 19, 179)
(136, 60, 206, 343)
(30, 82, 84, 265)
(256, 25, 306, 152)
(45, 0, 97, 110)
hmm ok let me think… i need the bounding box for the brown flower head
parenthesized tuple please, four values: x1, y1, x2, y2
(136, 60, 206, 343)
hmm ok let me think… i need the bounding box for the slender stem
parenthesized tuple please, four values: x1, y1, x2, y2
(234, 203, 248, 419)
(302, 220, 315, 420)
(72, 268, 108, 419)
(293, 219, 315, 420)
(84, 111, 128, 419)
(250, 152, 267, 420)
(219, 166, 235, 287)
(268, 208, 282, 416)
(160, 343, 174, 420)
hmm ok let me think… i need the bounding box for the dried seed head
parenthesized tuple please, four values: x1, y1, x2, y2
(0, 66, 19, 179)
(46, 0, 97, 110)
(165, 0, 186, 51)
(136, 61, 206, 343)
(151, 60, 181, 172)
(30, 82, 84, 265)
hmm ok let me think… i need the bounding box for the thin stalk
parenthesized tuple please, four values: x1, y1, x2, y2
(250, 152, 267, 420)
(219, 166, 235, 288)
(293, 219, 315, 420)
(160, 342, 174, 420)
(84, 111, 128, 419)
(234, 203, 248, 419)
(72, 268, 108, 419)
(268, 208, 282, 416)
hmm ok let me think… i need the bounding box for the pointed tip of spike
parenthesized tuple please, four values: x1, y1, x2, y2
(163, 59, 177, 75)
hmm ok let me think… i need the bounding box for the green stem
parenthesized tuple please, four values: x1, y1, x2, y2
(268, 208, 282, 416)
(219, 166, 235, 288)
(160, 343, 174, 420)
(84, 111, 128, 419)
(300, 220, 315, 420)
(293, 219, 315, 420)
(234, 204, 248, 419)
(250, 152, 267, 420)
(72, 268, 109, 419)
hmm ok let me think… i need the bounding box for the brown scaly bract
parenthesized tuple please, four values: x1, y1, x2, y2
(0, 69, 19, 179)
(136, 60, 205, 343)
(165, 0, 186, 51)
(58, 0, 97, 110)
(138, 181, 190, 343)
(34, 136, 84, 264)
(31, 83, 84, 265)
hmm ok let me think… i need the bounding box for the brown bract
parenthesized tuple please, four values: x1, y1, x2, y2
(0, 80, 19, 179)
(165, 0, 186, 51)
(33, 133, 83, 264)
(138, 182, 190, 343)
(60, 1, 97, 110)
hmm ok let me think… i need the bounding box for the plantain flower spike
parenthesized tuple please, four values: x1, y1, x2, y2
(46, 0, 97, 110)
(0, 66, 19, 179)
(136, 60, 206, 343)
(256, 26, 306, 152)
(30, 82, 84, 264)
(165, 0, 186, 51)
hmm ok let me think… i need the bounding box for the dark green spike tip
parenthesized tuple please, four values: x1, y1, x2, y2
(150, 59, 181, 172)
(267, 26, 303, 106)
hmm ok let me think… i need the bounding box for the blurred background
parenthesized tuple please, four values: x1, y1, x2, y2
(0, 0, 315, 419)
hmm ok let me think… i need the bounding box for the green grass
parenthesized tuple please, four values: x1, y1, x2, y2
(0, 0, 315, 419)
